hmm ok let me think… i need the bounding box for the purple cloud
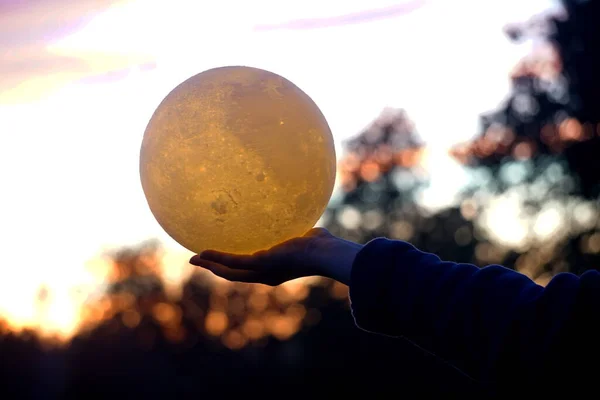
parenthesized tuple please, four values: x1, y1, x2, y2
(253, 0, 428, 32)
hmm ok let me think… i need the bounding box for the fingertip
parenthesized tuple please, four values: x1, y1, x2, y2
(189, 255, 209, 268)
(192, 259, 259, 283)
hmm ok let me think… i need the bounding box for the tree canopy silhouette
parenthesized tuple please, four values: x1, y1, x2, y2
(325, 0, 600, 280)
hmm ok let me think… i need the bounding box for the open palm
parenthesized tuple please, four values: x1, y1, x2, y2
(189, 228, 361, 286)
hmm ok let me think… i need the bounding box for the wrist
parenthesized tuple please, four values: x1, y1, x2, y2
(322, 237, 363, 286)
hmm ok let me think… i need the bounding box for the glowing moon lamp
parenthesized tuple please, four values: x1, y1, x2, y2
(140, 66, 336, 255)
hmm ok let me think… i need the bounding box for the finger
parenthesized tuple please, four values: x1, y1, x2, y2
(194, 250, 264, 271)
(190, 258, 262, 283)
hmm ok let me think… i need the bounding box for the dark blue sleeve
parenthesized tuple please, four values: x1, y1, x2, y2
(348, 237, 600, 391)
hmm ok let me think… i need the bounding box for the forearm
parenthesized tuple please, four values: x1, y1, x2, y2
(348, 238, 599, 389)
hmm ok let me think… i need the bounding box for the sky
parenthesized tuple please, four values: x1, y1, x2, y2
(0, 0, 562, 331)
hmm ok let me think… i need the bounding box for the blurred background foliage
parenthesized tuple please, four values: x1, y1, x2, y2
(1, 0, 599, 397)
(330, 0, 599, 282)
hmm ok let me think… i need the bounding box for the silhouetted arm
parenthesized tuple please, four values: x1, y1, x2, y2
(349, 238, 600, 392)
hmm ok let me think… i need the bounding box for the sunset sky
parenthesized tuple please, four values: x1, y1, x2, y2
(0, 0, 561, 333)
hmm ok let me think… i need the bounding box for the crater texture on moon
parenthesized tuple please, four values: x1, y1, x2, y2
(140, 66, 336, 254)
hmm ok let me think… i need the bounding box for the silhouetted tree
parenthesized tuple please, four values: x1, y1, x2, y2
(326, 0, 599, 279)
